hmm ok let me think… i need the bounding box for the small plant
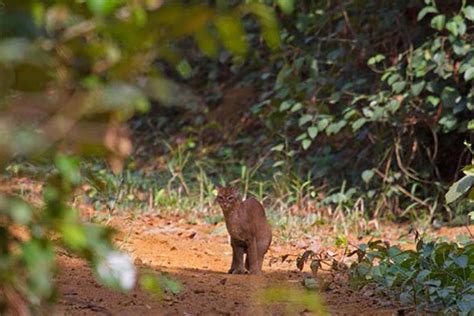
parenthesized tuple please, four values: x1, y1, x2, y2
(348, 232, 474, 314)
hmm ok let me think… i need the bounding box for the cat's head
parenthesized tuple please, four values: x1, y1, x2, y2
(215, 186, 240, 210)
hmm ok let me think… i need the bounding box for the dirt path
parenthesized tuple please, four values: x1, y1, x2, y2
(54, 214, 403, 316)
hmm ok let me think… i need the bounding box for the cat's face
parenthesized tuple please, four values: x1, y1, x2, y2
(216, 186, 240, 210)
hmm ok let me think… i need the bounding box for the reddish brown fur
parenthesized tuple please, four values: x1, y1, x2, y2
(216, 186, 272, 275)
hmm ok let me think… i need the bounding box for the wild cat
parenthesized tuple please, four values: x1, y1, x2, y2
(216, 186, 272, 275)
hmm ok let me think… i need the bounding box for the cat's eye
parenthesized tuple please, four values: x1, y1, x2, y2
(217, 196, 223, 201)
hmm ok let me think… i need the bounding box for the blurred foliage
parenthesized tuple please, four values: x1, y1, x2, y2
(348, 235, 474, 314)
(261, 287, 328, 315)
(0, 0, 279, 313)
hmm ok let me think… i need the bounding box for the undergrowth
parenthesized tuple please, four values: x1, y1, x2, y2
(348, 234, 474, 314)
(3, 158, 409, 238)
(5, 147, 473, 241)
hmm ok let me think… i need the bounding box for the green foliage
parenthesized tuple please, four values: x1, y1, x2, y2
(166, 0, 474, 220)
(348, 237, 474, 314)
(1, 154, 121, 311)
(261, 287, 328, 315)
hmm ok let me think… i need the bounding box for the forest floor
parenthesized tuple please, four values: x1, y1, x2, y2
(2, 178, 471, 315)
(53, 210, 472, 316)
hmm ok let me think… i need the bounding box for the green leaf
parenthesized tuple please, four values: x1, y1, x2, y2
(307, 126, 318, 139)
(335, 235, 348, 247)
(430, 15, 446, 30)
(445, 175, 474, 203)
(457, 296, 474, 313)
(317, 118, 330, 131)
(411, 81, 425, 96)
(387, 74, 401, 85)
(176, 59, 192, 79)
(8, 198, 33, 225)
(302, 139, 312, 150)
(291, 102, 303, 112)
(271, 144, 284, 152)
(273, 160, 285, 168)
(194, 28, 218, 58)
(361, 170, 374, 184)
(279, 100, 292, 111)
(392, 81, 406, 93)
(326, 120, 347, 135)
(160, 274, 182, 295)
(464, 67, 474, 81)
(140, 274, 163, 299)
(386, 99, 401, 113)
(296, 132, 307, 142)
(22, 241, 55, 296)
(87, 0, 122, 16)
(463, 6, 474, 21)
(352, 118, 367, 131)
(329, 92, 341, 104)
(446, 20, 458, 36)
(427, 95, 440, 106)
(215, 14, 248, 56)
(299, 114, 313, 126)
(415, 269, 430, 282)
(454, 15, 466, 35)
(55, 155, 81, 185)
(453, 255, 468, 268)
(417, 6, 438, 21)
(468, 120, 474, 130)
(242, 3, 281, 50)
(441, 86, 461, 108)
(61, 223, 87, 250)
(463, 165, 474, 176)
(367, 54, 385, 66)
(276, 0, 294, 14)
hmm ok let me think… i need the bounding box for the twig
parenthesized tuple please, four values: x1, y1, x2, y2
(341, 8, 356, 38)
(464, 216, 473, 239)
(373, 168, 431, 211)
(395, 137, 430, 184)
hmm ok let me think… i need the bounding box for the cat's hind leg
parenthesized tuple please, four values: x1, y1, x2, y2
(256, 233, 272, 271)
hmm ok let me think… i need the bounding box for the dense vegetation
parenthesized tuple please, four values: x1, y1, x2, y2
(0, 0, 473, 314)
(0, 0, 278, 312)
(349, 234, 474, 314)
(130, 0, 473, 220)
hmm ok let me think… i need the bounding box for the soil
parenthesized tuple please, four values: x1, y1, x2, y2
(52, 212, 473, 316)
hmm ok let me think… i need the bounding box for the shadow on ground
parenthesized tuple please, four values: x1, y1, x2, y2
(55, 254, 398, 316)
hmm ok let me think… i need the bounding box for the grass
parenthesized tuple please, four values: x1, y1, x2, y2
(3, 143, 472, 243)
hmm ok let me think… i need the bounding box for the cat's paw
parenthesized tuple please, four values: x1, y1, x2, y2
(228, 268, 245, 274)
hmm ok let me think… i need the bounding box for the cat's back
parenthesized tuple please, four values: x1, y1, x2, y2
(243, 197, 266, 217)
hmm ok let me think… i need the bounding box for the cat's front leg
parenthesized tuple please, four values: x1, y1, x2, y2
(229, 238, 245, 274)
(247, 237, 261, 275)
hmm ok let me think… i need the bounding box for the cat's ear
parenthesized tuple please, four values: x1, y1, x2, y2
(230, 186, 240, 196)
(216, 185, 223, 193)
